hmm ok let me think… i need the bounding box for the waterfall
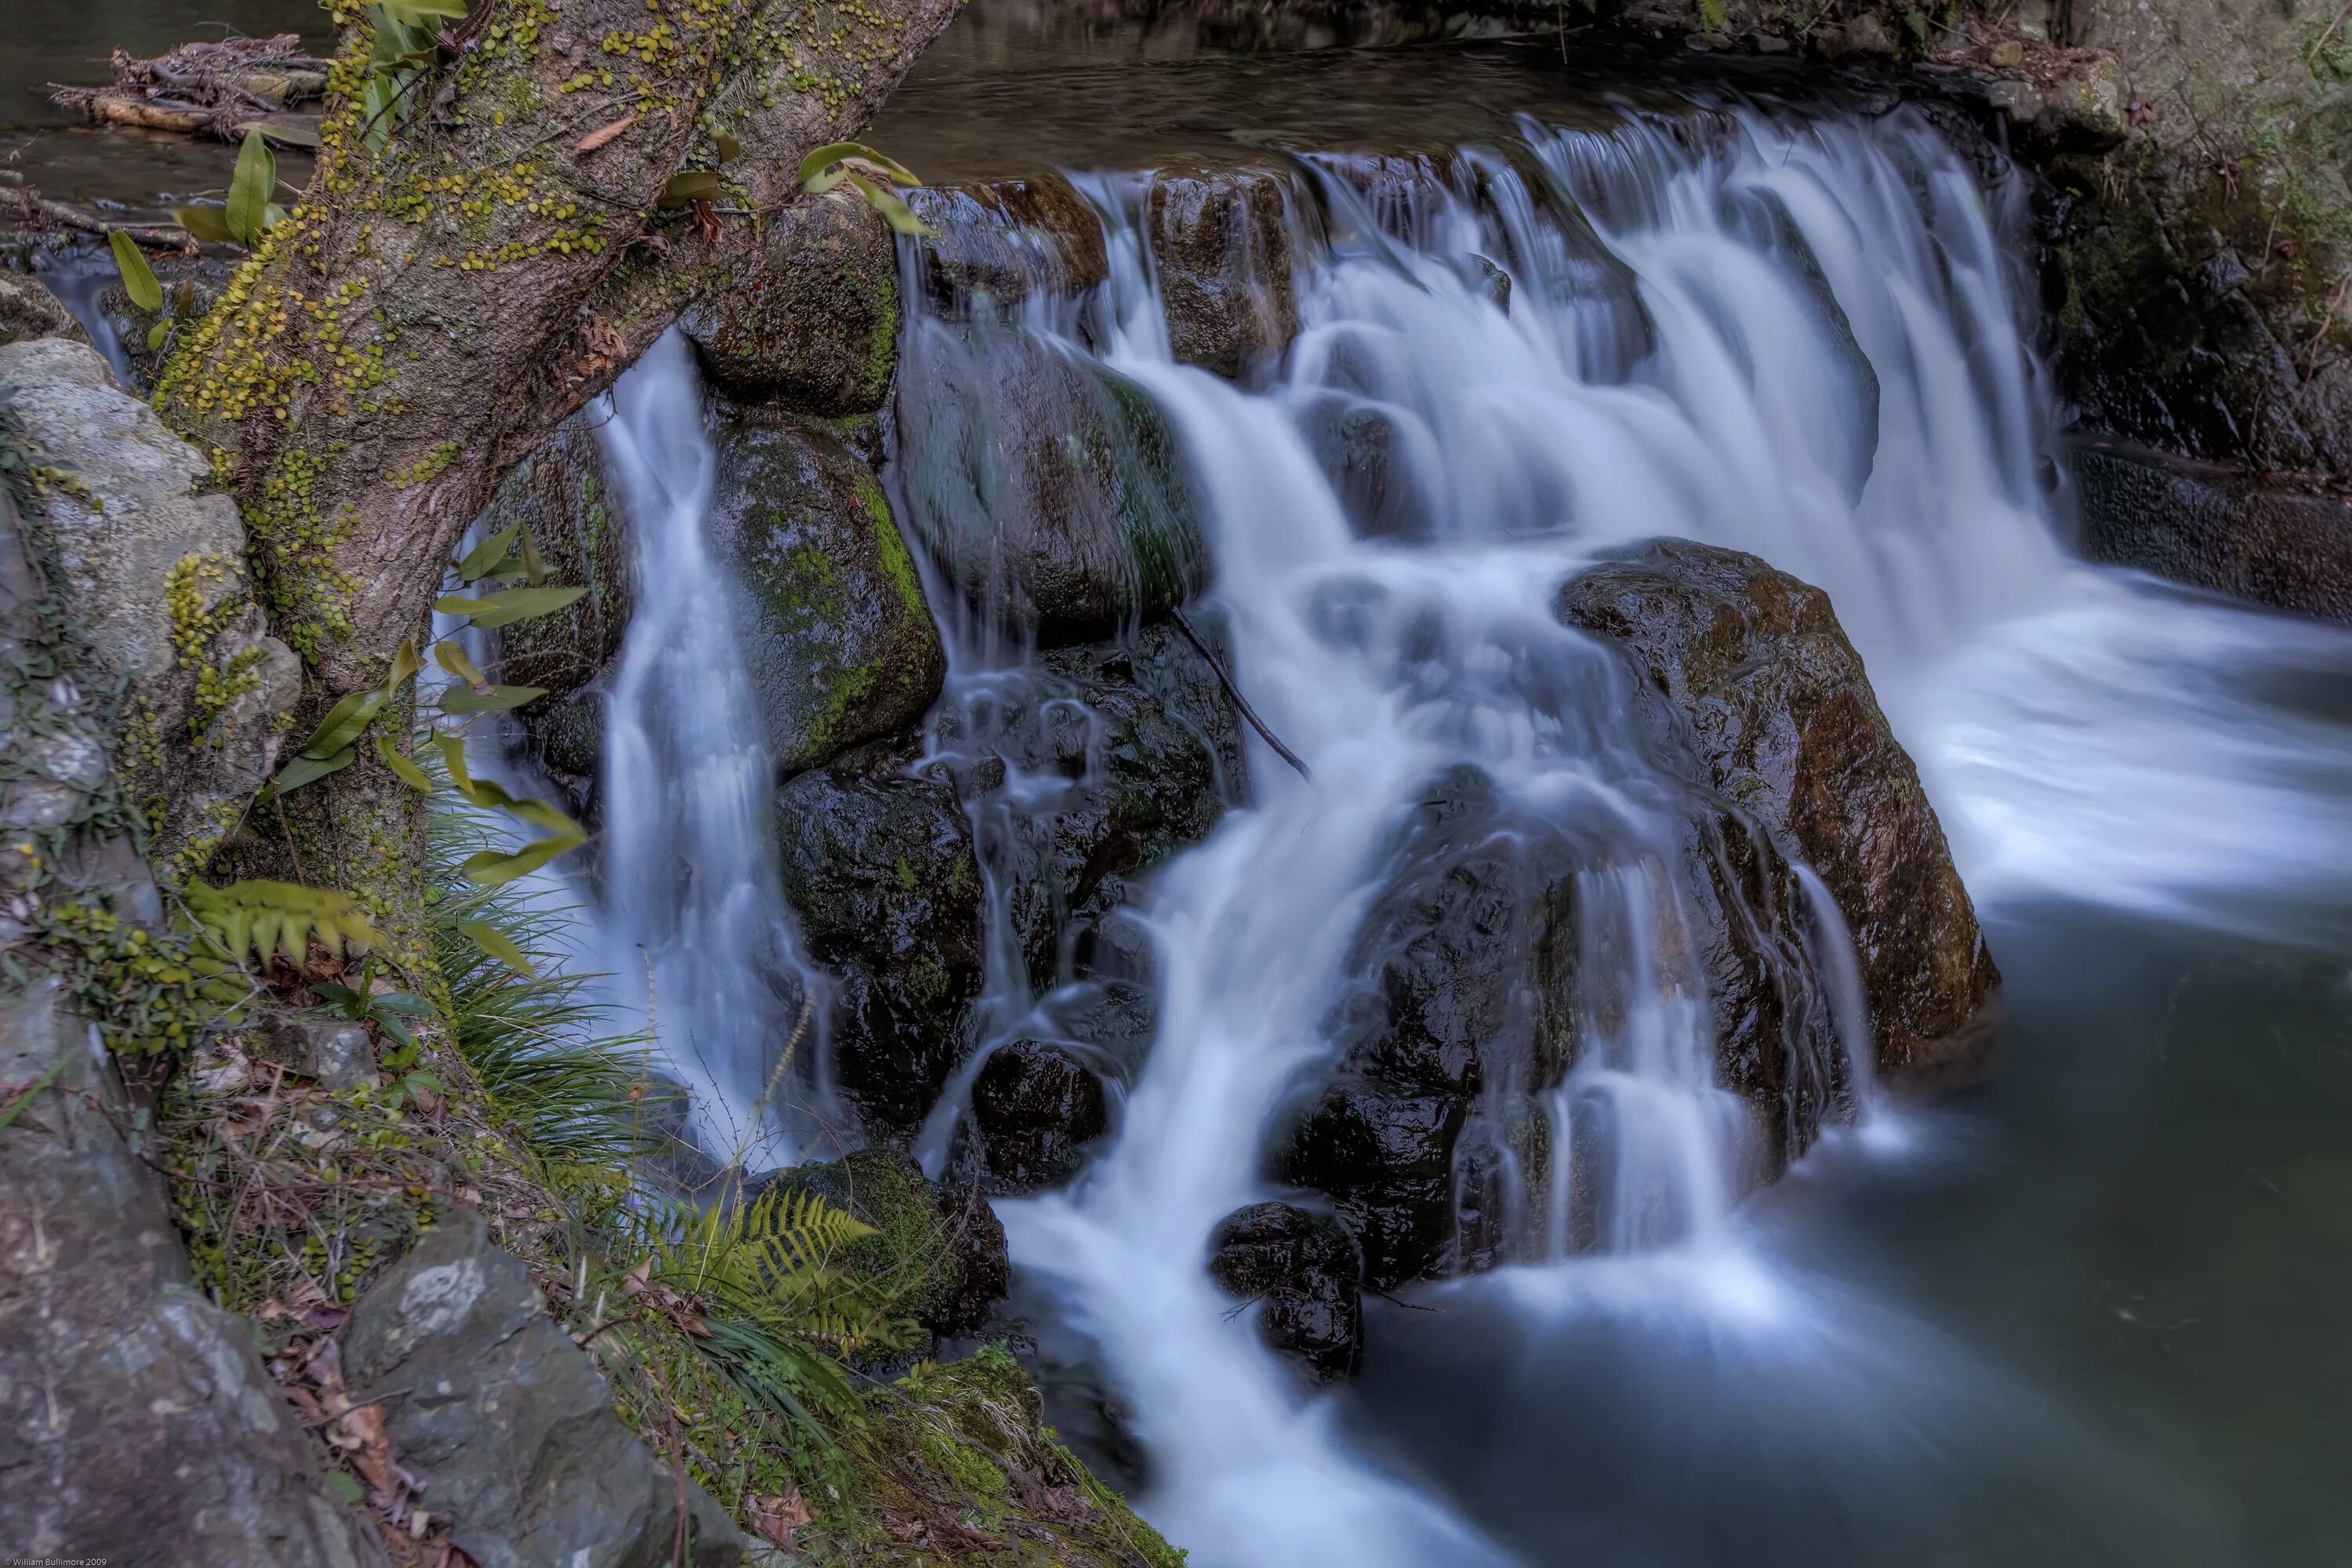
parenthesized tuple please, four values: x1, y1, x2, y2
(594, 331, 814, 1171)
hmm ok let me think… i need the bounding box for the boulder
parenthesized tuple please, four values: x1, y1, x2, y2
(970, 1040, 1112, 1192)
(343, 1208, 742, 1568)
(0, 270, 74, 343)
(486, 416, 632, 706)
(708, 414, 947, 776)
(1558, 538, 1998, 1078)
(0, 978, 387, 1568)
(1142, 162, 1301, 378)
(684, 188, 899, 414)
(0, 337, 300, 871)
(894, 331, 1207, 641)
(1299, 396, 1438, 543)
(1207, 1202, 1364, 1382)
(772, 738, 985, 1133)
(906, 172, 1110, 310)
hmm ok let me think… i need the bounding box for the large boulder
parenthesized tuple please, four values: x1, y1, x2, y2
(906, 172, 1110, 310)
(1143, 162, 1301, 378)
(969, 1039, 1112, 1192)
(894, 331, 1208, 641)
(0, 978, 387, 1568)
(684, 189, 899, 415)
(773, 738, 985, 1134)
(710, 413, 947, 777)
(1558, 538, 1998, 1077)
(0, 337, 300, 872)
(343, 1209, 742, 1568)
(1206, 1202, 1364, 1382)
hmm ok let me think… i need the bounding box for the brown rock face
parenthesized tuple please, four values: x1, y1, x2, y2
(1143, 163, 1301, 378)
(1558, 538, 1998, 1079)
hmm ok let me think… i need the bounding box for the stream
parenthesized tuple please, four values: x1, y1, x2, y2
(15, 10, 2352, 1565)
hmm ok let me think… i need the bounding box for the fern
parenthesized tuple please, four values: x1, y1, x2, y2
(183, 879, 378, 968)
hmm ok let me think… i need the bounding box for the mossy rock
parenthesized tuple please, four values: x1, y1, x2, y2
(684, 189, 900, 416)
(802, 1344, 1185, 1568)
(483, 414, 632, 702)
(760, 1147, 1007, 1345)
(709, 412, 946, 778)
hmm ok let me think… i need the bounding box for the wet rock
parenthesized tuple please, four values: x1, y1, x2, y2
(1207, 1201, 1364, 1381)
(773, 738, 985, 1133)
(1144, 162, 1301, 377)
(486, 415, 632, 706)
(0, 337, 300, 867)
(1559, 538, 1999, 1078)
(895, 332, 1207, 641)
(343, 1208, 743, 1568)
(1, 978, 387, 1568)
(758, 1148, 1010, 1342)
(685, 189, 899, 414)
(1300, 395, 1438, 542)
(2074, 441, 2352, 624)
(0, 270, 73, 343)
(710, 414, 946, 776)
(971, 1040, 1112, 1191)
(907, 172, 1110, 309)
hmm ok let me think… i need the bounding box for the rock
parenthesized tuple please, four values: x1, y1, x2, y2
(1558, 538, 1998, 1078)
(0, 270, 73, 343)
(759, 1148, 1010, 1343)
(684, 189, 899, 414)
(343, 1208, 743, 1568)
(708, 413, 946, 776)
(0, 978, 388, 1568)
(486, 415, 632, 706)
(970, 1040, 1112, 1191)
(906, 172, 1110, 310)
(262, 1014, 380, 1090)
(772, 738, 985, 1133)
(894, 330, 1207, 641)
(1143, 162, 1301, 377)
(1822, 12, 1894, 56)
(2073, 441, 2352, 623)
(0, 337, 301, 870)
(1206, 1202, 1364, 1381)
(1300, 396, 1438, 542)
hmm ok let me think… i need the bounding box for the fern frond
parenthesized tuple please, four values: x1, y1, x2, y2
(182, 879, 378, 968)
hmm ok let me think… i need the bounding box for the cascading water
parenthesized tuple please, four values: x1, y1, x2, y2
(885, 95, 2352, 1566)
(594, 331, 816, 1171)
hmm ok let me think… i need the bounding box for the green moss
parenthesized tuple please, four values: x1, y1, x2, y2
(858, 470, 928, 621)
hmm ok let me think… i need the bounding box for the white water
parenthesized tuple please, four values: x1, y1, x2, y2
(964, 104, 2352, 1566)
(594, 331, 811, 1171)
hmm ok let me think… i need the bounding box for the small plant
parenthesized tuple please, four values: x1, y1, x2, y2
(798, 142, 931, 237)
(183, 878, 379, 968)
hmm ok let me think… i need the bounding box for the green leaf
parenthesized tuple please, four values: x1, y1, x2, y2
(844, 171, 932, 238)
(270, 746, 355, 800)
(371, 992, 437, 1016)
(227, 129, 277, 249)
(433, 641, 488, 688)
(714, 131, 742, 164)
(520, 527, 548, 586)
(379, 0, 470, 24)
(377, 1017, 416, 1051)
(146, 321, 169, 352)
(460, 835, 580, 887)
(299, 689, 387, 759)
(455, 521, 520, 582)
(173, 205, 235, 245)
(657, 170, 722, 209)
(376, 733, 434, 791)
(432, 728, 473, 796)
(108, 230, 162, 313)
(311, 981, 363, 1010)
(797, 140, 921, 189)
(437, 684, 546, 714)
(323, 1471, 365, 1506)
(458, 920, 538, 978)
(432, 585, 586, 629)
(0, 1057, 68, 1134)
(383, 637, 423, 694)
(235, 118, 321, 150)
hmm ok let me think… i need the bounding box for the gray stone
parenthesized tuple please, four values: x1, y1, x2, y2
(0, 271, 74, 344)
(265, 1015, 381, 1090)
(1143, 163, 1301, 379)
(1207, 1202, 1363, 1382)
(2073, 441, 2352, 623)
(343, 1208, 743, 1568)
(0, 978, 387, 1568)
(0, 337, 300, 868)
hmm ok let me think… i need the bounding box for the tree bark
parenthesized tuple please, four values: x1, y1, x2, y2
(159, 0, 960, 946)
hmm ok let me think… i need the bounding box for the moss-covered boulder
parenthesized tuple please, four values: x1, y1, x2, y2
(684, 189, 900, 416)
(773, 738, 985, 1134)
(487, 414, 633, 701)
(709, 414, 947, 778)
(800, 1345, 1184, 1567)
(762, 1147, 1009, 1346)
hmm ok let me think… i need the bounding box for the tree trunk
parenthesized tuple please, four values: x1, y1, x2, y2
(159, 0, 960, 950)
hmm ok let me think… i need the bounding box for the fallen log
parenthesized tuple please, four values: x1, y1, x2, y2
(50, 35, 330, 146)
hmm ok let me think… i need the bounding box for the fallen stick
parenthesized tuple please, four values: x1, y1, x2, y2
(1169, 606, 1312, 781)
(0, 186, 194, 251)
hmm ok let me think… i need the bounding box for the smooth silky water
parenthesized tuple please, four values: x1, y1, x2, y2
(873, 53, 2352, 1568)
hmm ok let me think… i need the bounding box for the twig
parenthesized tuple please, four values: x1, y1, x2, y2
(1168, 608, 1312, 781)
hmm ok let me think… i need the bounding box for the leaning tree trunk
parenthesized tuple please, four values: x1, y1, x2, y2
(157, 0, 960, 956)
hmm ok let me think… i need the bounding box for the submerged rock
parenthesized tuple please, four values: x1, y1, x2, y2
(1143, 162, 1301, 378)
(906, 172, 1110, 309)
(1207, 1201, 1365, 1381)
(895, 332, 1208, 641)
(0, 337, 299, 870)
(1559, 538, 1999, 1079)
(710, 413, 946, 777)
(343, 1209, 743, 1568)
(684, 188, 899, 415)
(970, 1039, 1112, 1192)
(773, 738, 985, 1134)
